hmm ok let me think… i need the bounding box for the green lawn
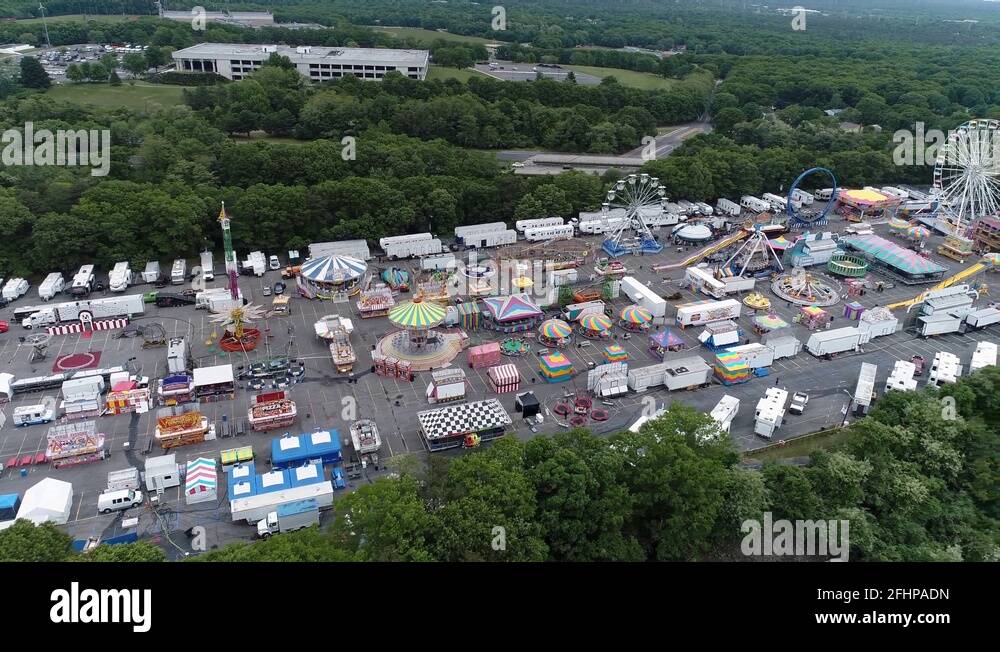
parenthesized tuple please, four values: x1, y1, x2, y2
(426, 65, 490, 82)
(563, 64, 679, 90)
(15, 13, 145, 24)
(46, 81, 185, 110)
(744, 427, 854, 464)
(373, 26, 506, 46)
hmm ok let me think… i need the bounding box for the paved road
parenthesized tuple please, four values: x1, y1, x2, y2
(623, 121, 713, 159)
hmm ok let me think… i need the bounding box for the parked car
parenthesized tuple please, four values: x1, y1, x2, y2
(143, 292, 158, 304)
(0, 320, 8, 333)
(273, 282, 286, 295)
(261, 285, 272, 297)
(911, 355, 925, 376)
(789, 392, 809, 415)
(268, 255, 280, 270)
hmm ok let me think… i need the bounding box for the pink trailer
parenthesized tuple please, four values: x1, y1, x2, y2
(468, 342, 502, 369)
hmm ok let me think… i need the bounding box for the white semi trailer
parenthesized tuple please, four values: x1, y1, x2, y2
(21, 294, 145, 329)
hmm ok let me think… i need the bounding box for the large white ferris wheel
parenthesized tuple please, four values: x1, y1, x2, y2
(600, 173, 666, 257)
(933, 118, 1000, 235)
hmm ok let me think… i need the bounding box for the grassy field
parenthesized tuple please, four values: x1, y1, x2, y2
(744, 427, 854, 464)
(14, 13, 145, 24)
(46, 81, 185, 110)
(373, 26, 506, 46)
(426, 65, 490, 82)
(563, 64, 679, 90)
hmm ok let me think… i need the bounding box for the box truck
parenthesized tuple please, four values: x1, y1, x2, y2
(754, 388, 787, 439)
(620, 276, 667, 321)
(805, 327, 869, 356)
(515, 217, 564, 232)
(675, 299, 742, 328)
(12, 403, 56, 427)
(740, 196, 770, 213)
(563, 300, 606, 322)
(964, 306, 1000, 330)
(242, 252, 266, 277)
(256, 498, 320, 538)
(970, 341, 997, 373)
(716, 198, 741, 217)
(231, 481, 334, 524)
(38, 273, 65, 301)
(106, 467, 141, 492)
(108, 262, 131, 292)
(21, 294, 145, 329)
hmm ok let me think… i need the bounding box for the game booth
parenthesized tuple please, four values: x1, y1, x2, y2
(714, 351, 752, 386)
(649, 329, 686, 359)
(539, 351, 574, 382)
(797, 305, 832, 330)
(752, 313, 790, 336)
(417, 398, 513, 452)
(487, 364, 521, 394)
(603, 344, 629, 363)
(836, 188, 901, 221)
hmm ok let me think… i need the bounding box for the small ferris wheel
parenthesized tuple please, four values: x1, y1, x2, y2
(600, 173, 667, 258)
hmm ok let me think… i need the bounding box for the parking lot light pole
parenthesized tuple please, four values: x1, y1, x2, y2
(840, 389, 855, 428)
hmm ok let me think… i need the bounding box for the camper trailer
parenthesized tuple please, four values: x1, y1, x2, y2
(515, 217, 564, 232)
(762, 193, 788, 212)
(885, 360, 917, 393)
(577, 216, 628, 235)
(740, 196, 770, 213)
(524, 224, 575, 242)
(200, 251, 215, 282)
(141, 261, 161, 284)
(70, 265, 96, 296)
(754, 388, 787, 439)
(38, 273, 65, 301)
(716, 198, 741, 217)
(380, 234, 443, 259)
(790, 189, 814, 206)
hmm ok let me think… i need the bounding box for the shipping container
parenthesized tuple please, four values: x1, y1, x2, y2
(675, 299, 742, 328)
(805, 327, 869, 356)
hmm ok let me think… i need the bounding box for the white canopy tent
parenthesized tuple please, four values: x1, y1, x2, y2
(17, 477, 73, 525)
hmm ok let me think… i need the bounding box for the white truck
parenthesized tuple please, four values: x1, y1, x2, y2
(38, 273, 65, 301)
(108, 262, 132, 292)
(754, 387, 787, 439)
(577, 215, 627, 235)
(459, 228, 517, 249)
(964, 306, 1000, 330)
(917, 313, 963, 337)
(2, 278, 29, 301)
(141, 261, 161, 284)
(563, 300, 606, 322)
(70, 264, 95, 296)
(200, 251, 215, 282)
(166, 337, 189, 375)
(230, 481, 334, 524)
(675, 299, 742, 328)
(708, 395, 740, 436)
(791, 188, 814, 206)
(256, 498, 320, 538)
(620, 276, 667, 321)
(885, 360, 918, 393)
(196, 288, 243, 313)
(421, 253, 457, 271)
(21, 294, 145, 329)
(805, 327, 869, 357)
(242, 251, 267, 277)
(170, 259, 186, 285)
(381, 234, 443, 259)
(927, 351, 962, 387)
(12, 403, 55, 427)
(106, 467, 141, 492)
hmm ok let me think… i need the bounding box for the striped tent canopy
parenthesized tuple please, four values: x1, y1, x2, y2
(844, 234, 947, 276)
(388, 297, 446, 330)
(539, 318, 573, 340)
(185, 457, 217, 503)
(579, 313, 613, 333)
(300, 254, 367, 284)
(984, 252, 1000, 268)
(904, 225, 930, 240)
(768, 236, 793, 251)
(887, 218, 911, 230)
(603, 344, 628, 363)
(650, 329, 684, 349)
(482, 293, 543, 323)
(620, 304, 653, 325)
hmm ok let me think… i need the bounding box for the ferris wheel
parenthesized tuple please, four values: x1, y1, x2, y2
(600, 173, 667, 258)
(933, 118, 1000, 235)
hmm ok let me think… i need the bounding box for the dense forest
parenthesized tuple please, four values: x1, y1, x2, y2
(2, 366, 997, 562)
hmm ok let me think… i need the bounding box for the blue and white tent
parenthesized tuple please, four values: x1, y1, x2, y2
(299, 254, 367, 285)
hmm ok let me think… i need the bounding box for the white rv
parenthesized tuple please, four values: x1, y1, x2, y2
(141, 261, 160, 284)
(524, 224, 574, 242)
(38, 273, 65, 301)
(108, 262, 132, 292)
(70, 265, 95, 296)
(170, 259, 186, 285)
(716, 198, 741, 217)
(200, 251, 215, 282)
(515, 217, 564, 232)
(740, 196, 770, 213)
(2, 278, 29, 301)
(754, 388, 788, 439)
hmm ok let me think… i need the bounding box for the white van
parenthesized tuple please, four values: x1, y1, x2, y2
(97, 489, 144, 514)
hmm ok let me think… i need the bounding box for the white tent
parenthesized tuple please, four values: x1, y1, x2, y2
(17, 477, 73, 525)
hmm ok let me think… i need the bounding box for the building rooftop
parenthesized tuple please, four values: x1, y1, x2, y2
(172, 43, 428, 65)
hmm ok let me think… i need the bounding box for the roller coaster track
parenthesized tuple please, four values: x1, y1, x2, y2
(652, 231, 749, 273)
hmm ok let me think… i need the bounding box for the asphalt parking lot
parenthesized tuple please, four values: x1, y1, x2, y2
(0, 215, 994, 551)
(473, 61, 602, 85)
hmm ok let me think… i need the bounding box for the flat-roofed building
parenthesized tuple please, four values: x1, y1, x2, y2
(171, 43, 429, 81)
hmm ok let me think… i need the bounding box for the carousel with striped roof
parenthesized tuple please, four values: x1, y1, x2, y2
(296, 253, 368, 299)
(373, 295, 467, 371)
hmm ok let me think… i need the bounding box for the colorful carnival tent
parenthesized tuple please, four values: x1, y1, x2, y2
(539, 351, 574, 382)
(768, 236, 793, 251)
(579, 313, 613, 337)
(905, 225, 931, 241)
(838, 188, 895, 210)
(381, 268, 409, 290)
(456, 301, 481, 330)
(843, 301, 865, 320)
(888, 217, 911, 231)
(299, 254, 367, 294)
(752, 313, 789, 333)
(468, 342, 502, 369)
(649, 329, 686, 359)
(487, 364, 521, 393)
(699, 320, 743, 350)
(714, 351, 751, 386)
(389, 297, 446, 330)
(798, 305, 831, 330)
(185, 457, 217, 505)
(603, 344, 629, 363)
(619, 305, 653, 331)
(842, 234, 947, 280)
(481, 293, 543, 324)
(539, 318, 573, 346)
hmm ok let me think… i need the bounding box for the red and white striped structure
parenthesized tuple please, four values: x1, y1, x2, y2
(487, 363, 521, 394)
(46, 318, 128, 336)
